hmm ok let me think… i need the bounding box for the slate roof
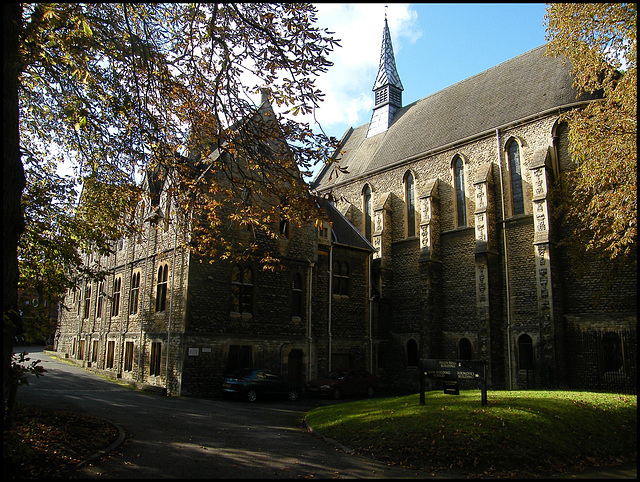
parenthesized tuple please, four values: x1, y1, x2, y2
(313, 44, 597, 190)
(317, 197, 374, 252)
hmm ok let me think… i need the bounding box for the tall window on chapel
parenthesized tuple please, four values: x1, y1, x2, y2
(363, 185, 372, 241)
(454, 156, 466, 227)
(508, 140, 524, 215)
(404, 172, 416, 237)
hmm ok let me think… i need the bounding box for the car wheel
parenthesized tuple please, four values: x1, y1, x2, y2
(366, 385, 375, 397)
(246, 389, 258, 402)
(287, 388, 300, 401)
(332, 388, 342, 400)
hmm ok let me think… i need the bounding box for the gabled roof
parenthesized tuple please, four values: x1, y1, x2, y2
(313, 44, 598, 190)
(317, 197, 374, 252)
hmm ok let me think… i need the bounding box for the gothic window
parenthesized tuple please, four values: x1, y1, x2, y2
(292, 273, 303, 318)
(332, 261, 349, 296)
(363, 184, 372, 241)
(508, 139, 524, 215)
(130, 271, 141, 315)
(518, 334, 534, 371)
(407, 339, 418, 367)
(231, 265, 254, 313)
(96, 281, 104, 319)
(76, 286, 81, 316)
(227, 345, 253, 372)
(404, 171, 416, 237)
(111, 276, 122, 317)
(155, 264, 169, 313)
(459, 337, 473, 360)
(453, 156, 467, 227)
(83, 282, 91, 319)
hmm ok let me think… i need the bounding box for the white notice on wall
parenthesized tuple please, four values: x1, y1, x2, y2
(188, 348, 199, 356)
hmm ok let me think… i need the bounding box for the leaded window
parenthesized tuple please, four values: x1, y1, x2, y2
(508, 140, 524, 215)
(454, 156, 466, 227)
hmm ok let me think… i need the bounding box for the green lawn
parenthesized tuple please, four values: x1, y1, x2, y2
(304, 390, 637, 477)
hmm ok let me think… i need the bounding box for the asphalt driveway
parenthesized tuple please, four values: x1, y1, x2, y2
(15, 347, 432, 479)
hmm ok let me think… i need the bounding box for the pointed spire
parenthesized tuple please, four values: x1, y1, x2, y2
(372, 18, 403, 92)
(367, 17, 404, 138)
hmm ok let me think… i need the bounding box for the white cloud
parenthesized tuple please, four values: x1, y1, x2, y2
(245, 4, 421, 142)
(309, 3, 421, 137)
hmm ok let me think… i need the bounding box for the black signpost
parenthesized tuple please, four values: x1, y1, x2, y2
(419, 359, 487, 406)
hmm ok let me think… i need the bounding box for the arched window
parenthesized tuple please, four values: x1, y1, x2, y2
(292, 273, 303, 318)
(407, 339, 419, 367)
(155, 264, 169, 313)
(459, 338, 473, 360)
(83, 282, 91, 319)
(508, 140, 524, 215)
(111, 276, 122, 317)
(518, 334, 534, 371)
(404, 172, 416, 237)
(453, 156, 466, 227)
(231, 265, 254, 314)
(363, 184, 372, 241)
(96, 281, 105, 319)
(130, 272, 141, 315)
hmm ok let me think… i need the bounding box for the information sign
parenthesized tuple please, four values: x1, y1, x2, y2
(419, 359, 487, 406)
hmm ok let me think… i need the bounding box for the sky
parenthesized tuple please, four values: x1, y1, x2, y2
(293, 3, 551, 157)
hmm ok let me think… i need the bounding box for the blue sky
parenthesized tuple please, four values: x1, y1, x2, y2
(304, 3, 550, 145)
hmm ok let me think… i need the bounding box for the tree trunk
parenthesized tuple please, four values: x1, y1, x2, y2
(3, 3, 26, 428)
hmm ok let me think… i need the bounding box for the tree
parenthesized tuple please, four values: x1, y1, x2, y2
(3, 3, 340, 427)
(545, 3, 637, 260)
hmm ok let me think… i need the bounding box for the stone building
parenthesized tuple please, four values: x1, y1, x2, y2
(311, 19, 636, 392)
(54, 100, 375, 397)
(56, 19, 636, 396)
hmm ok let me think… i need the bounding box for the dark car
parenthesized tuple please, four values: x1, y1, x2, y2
(222, 368, 302, 402)
(306, 368, 380, 399)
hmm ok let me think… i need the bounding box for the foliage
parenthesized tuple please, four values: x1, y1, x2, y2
(6, 1, 340, 426)
(3, 404, 119, 478)
(305, 391, 637, 477)
(17, 3, 340, 282)
(545, 3, 637, 260)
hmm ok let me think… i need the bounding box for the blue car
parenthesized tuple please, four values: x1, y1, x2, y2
(222, 368, 302, 402)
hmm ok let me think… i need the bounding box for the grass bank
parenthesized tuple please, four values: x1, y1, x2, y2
(304, 390, 636, 477)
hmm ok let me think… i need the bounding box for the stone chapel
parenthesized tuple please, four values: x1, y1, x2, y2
(311, 18, 636, 392)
